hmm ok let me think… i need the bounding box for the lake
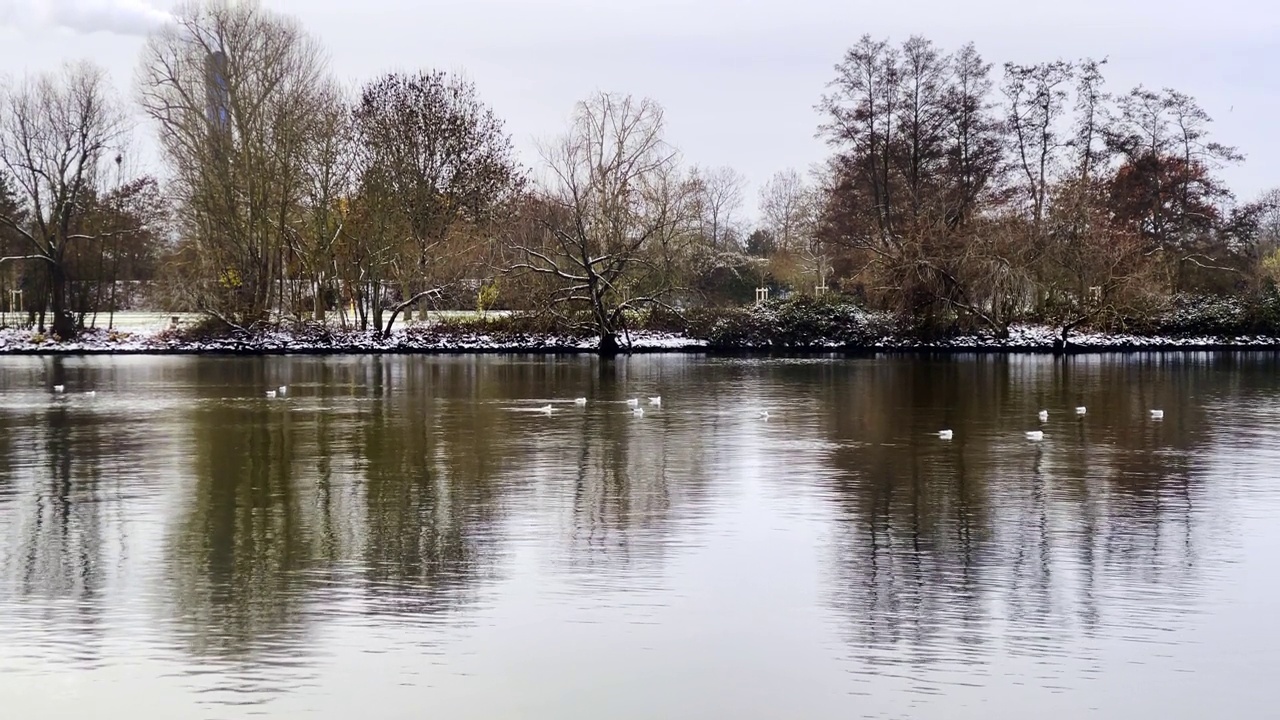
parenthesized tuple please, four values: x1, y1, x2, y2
(1, 352, 1277, 719)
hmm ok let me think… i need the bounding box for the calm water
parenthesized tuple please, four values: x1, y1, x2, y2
(1, 353, 1278, 719)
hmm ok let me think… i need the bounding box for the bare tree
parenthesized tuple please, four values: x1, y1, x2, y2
(335, 175, 402, 332)
(351, 70, 524, 337)
(819, 35, 902, 246)
(758, 169, 817, 253)
(1106, 86, 1242, 287)
(137, 0, 328, 327)
(1041, 180, 1157, 345)
(1259, 188, 1280, 249)
(895, 36, 950, 222)
(1071, 58, 1111, 183)
(759, 168, 831, 291)
(689, 165, 745, 250)
(69, 174, 168, 329)
(0, 172, 25, 323)
(294, 82, 354, 323)
(0, 61, 129, 338)
(1002, 60, 1075, 231)
(512, 92, 694, 354)
(940, 42, 1002, 227)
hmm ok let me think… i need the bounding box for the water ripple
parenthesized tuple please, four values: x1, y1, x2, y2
(0, 353, 1278, 718)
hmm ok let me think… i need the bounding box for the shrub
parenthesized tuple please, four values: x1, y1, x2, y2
(1147, 292, 1280, 338)
(171, 315, 242, 341)
(476, 281, 500, 318)
(681, 295, 883, 348)
(412, 311, 592, 343)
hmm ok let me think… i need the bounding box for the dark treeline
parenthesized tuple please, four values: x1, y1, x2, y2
(2, 1, 1278, 351)
(815, 38, 1279, 339)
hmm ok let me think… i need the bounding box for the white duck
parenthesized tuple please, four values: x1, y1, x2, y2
(648, 396, 662, 406)
(1075, 406, 1087, 416)
(574, 397, 588, 406)
(1150, 409, 1164, 420)
(1025, 430, 1045, 441)
(626, 398, 640, 408)
(633, 407, 645, 417)
(53, 385, 65, 393)
(266, 390, 277, 398)
(938, 430, 953, 440)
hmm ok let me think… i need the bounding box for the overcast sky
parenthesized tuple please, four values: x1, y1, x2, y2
(1, 0, 1277, 215)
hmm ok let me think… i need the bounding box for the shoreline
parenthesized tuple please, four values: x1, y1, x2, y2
(4, 326, 1280, 357)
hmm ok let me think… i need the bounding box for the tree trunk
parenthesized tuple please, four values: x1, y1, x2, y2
(49, 263, 75, 339)
(314, 276, 326, 322)
(371, 280, 384, 333)
(598, 332, 620, 356)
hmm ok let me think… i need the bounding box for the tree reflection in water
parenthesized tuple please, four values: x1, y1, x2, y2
(813, 354, 1226, 688)
(0, 352, 1273, 716)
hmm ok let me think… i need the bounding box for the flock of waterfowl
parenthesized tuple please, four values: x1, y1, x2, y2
(532, 396, 665, 417)
(47, 382, 1164, 437)
(49, 381, 1167, 438)
(937, 405, 1165, 442)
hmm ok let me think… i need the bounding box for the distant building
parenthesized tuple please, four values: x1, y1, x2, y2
(205, 51, 229, 130)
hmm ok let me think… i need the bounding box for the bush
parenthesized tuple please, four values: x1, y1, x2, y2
(476, 281, 500, 317)
(1144, 292, 1280, 338)
(636, 305, 688, 334)
(412, 311, 592, 342)
(680, 295, 884, 348)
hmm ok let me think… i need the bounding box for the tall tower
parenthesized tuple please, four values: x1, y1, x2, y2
(205, 50, 229, 130)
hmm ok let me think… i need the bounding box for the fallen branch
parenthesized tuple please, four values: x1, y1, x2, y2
(381, 286, 447, 338)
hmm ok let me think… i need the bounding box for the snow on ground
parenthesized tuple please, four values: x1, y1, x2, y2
(2, 322, 1279, 355)
(0, 326, 707, 354)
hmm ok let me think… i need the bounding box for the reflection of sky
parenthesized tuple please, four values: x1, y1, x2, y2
(0, 354, 1278, 718)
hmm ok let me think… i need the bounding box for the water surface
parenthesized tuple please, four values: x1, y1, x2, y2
(1, 353, 1277, 719)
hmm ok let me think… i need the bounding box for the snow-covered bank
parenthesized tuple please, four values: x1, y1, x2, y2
(0, 327, 708, 355)
(3, 323, 1280, 355)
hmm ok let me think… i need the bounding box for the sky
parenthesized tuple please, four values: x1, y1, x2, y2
(0, 0, 1278, 218)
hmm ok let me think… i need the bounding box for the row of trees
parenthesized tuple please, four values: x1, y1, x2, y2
(2, 1, 1277, 350)
(813, 36, 1280, 336)
(0, 65, 163, 337)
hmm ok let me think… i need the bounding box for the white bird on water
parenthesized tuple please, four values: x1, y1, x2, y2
(633, 407, 645, 417)
(1038, 410, 1049, 423)
(626, 398, 640, 408)
(85, 391, 96, 398)
(1076, 406, 1087, 416)
(758, 411, 770, 420)
(1025, 430, 1045, 441)
(648, 396, 662, 406)
(278, 385, 288, 396)
(574, 397, 587, 406)
(53, 385, 64, 393)
(539, 404, 553, 415)
(1150, 409, 1164, 420)
(938, 429, 953, 440)
(266, 390, 277, 398)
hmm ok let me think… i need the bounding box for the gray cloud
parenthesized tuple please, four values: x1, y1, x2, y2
(6, 0, 172, 37)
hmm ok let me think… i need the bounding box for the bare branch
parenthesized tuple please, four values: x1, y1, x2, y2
(0, 254, 54, 265)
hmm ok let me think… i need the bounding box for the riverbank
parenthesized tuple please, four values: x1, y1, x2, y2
(4, 323, 1280, 355)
